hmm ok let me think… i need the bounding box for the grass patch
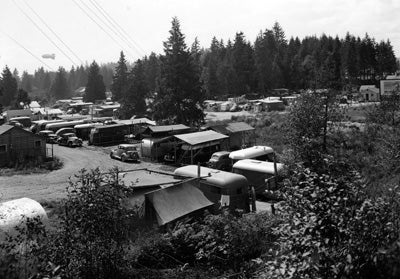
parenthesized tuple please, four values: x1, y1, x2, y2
(0, 157, 63, 176)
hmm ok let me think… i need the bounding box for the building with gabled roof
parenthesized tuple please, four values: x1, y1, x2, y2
(207, 122, 255, 149)
(0, 125, 46, 167)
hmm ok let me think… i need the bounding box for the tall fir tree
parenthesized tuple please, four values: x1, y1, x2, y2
(84, 61, 106, 102)
(154, 17, 204, 126)
(14, 89, 31, 109)
(21, 71, 33, 92)
(120, 59, 148, 119)
(143, 52, 161, 93)
(12, 68, 21, 87)
(50, 67, 70, 100)
(111, 51, 128, 101)
(0, 66, 18, 107)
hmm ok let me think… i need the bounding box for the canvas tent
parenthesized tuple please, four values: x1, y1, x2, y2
(144, 180, 213, 226)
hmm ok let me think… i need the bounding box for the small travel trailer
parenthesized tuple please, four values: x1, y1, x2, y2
(174, 165, 253, 212)
(229, 145, 275, 162)
(232, 159, 284, 194)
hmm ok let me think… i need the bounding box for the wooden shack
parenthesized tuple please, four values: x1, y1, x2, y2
(0, 125, 46, 167)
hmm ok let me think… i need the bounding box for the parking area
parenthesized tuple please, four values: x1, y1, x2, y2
(0, 143, 177, 202)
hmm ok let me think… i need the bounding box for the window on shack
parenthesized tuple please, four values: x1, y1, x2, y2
(0, 144, 6, 152)
(35, 140, 41, 148)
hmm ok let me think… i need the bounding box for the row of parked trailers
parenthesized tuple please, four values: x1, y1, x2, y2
(31, 118, 154, 144)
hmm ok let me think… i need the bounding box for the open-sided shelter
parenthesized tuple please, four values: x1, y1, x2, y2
(173, 130, 229, 165)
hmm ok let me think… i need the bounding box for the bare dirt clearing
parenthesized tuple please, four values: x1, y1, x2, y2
(0, 143, 177, 202)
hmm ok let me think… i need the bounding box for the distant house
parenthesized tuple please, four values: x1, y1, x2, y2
(93, 104, 120, 117)
(0, 125, 46, 167)
(253, 98, 285, 112)
(359, 85, 379, 102)
(220, 101, 235, 112)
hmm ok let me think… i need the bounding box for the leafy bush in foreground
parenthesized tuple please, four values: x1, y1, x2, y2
(135, 211, 279, 275)
(257, 161, 400, 279)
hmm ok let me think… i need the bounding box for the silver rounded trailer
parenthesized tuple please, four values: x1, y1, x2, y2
(174, 165, 254, 212)
(232, 159, 284, 194)
(229, 145, 275, 163)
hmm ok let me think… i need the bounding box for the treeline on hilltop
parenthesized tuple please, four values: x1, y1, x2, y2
(0, 20, 398, 111)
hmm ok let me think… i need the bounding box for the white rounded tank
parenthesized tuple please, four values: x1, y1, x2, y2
(0, 198, 48, 239)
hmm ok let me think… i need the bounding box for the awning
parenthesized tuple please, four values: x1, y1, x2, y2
(174, 130, 228, 149)
(145, 180, 213, 225)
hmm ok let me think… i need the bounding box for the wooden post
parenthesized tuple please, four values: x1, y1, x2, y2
(273, 152, 278, 189)
(197, 162, 201, 188)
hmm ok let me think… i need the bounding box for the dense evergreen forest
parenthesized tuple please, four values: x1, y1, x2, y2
(0, 21, 398, 110)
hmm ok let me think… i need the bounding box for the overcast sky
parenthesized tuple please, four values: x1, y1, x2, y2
(1, 0, 399, 74)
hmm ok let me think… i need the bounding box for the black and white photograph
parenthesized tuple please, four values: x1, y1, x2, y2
(1, 0, 400, 278)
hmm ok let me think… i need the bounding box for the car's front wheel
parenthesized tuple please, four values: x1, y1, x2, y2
(121, 155, 127, 162)
(68, 142, 72, 147)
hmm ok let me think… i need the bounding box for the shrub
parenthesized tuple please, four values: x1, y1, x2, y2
(135, 211, 279, 275)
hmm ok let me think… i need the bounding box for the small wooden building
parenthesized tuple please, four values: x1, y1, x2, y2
(208, 122, 255, 150)
(0, 125, 46, 167)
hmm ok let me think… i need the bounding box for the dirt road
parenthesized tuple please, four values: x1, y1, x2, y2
(0, 144, 177, 202)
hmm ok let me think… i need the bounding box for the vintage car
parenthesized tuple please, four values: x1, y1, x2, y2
(110, 144, 140, 162)
(207, 151, 232, 171)
(38, 130, 58, 143)
(57, 133, 83, 147)
(55, 127, 75, 138)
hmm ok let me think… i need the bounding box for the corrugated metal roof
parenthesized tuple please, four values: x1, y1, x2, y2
(175, 130, 228, 146)
(209, 122, 254, 134)
(145, 180, 213, 225)
(148, 124, 190, 133)
(0, 125, 14, 135)
(209, 125, 230, 135)
(226, 122, 254, 133)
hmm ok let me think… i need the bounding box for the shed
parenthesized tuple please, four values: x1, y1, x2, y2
(208, 122, 255, 149)
(0, 125, 46, 167)
(359, 85, 379, 102)
(144, 180, 213, 226)
(174, 130, 229, 164)
(258, 99, 285, 111)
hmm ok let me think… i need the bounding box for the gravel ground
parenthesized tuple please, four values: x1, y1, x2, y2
(0, 143, 177, 202)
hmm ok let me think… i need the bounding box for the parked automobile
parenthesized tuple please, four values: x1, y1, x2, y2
(38, 130, 58, 143)
(110, 144, 140, 162)
(8, 120, 23, 128)
(55, 127, 75, 138)
(57, 133, 83, 147)
(207, 151, 232, 171)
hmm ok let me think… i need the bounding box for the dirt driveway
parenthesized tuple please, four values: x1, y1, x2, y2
(0, 143, 177, 202)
